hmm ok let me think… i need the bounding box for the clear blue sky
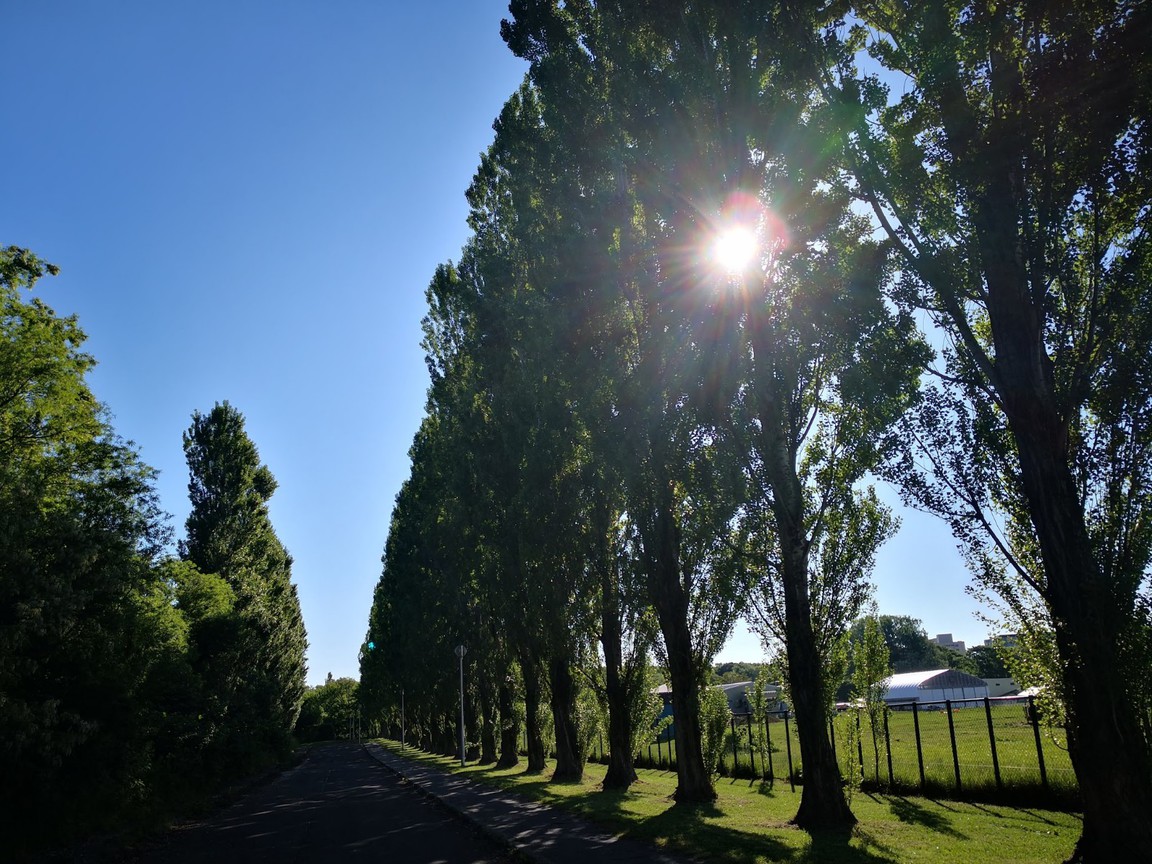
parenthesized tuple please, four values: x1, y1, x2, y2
(2, 2, 992, 686)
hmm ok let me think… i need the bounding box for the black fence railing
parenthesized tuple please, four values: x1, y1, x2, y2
(830, 696, 1077, 805)
(581, 695, 1080, 807)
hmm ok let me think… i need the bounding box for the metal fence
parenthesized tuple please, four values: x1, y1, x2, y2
(833, 696, 1077, 804)
(605, 695, 1078, 807)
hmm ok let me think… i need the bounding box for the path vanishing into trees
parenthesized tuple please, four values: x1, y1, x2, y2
(136, 743, 510, 864)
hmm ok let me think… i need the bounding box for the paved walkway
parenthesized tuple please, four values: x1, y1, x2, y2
(363, 743, 700, 864)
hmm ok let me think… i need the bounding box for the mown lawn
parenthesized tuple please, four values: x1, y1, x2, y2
(377, 739, 1080, 864)
(618, 704, 1077, 806)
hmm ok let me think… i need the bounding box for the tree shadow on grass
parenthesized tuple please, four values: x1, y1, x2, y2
(622, 801, 790, 863)
(806, 826, 899, 864)
(1014, 808, 1076, 828)
(622, 802, 897, 864)
(757, 779, 779, 797)
(886, 796, 966, 839)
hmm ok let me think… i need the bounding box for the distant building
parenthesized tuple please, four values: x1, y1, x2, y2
(881, 669, 989, 706)
(983, 677, 1019, 698)
(984, 633, 1019, 650)
(933, 633, 967, 653)
(652, 680, 785, 739)
(716, 680, 783, 714)
(654, 680, 782, 713)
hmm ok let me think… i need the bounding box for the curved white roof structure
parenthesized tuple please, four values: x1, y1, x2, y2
(881, 669, 989, 704)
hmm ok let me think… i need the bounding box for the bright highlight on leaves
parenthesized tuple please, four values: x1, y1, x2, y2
(711, 225, 758, 274)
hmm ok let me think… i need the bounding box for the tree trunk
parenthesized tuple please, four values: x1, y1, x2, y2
(601, 566, 639, 790)
(549, 656, 584, 782)
(785, 609, 854, 830)
(478, 671, 497, 765)
(496, 677, 520, 769)
(663, 633, 714, 803)
(438, 717, 455, 758)
(777, 502, 854, 829)
(603, 683, 639, 789)
(1056, 616, 1152, 863)
(969, 169, 1152, 861)
(997, 353, 1152, 862)
(522, 655, 547, 773)
(644, 500, 715, 803)
(752, 316, 855, 831)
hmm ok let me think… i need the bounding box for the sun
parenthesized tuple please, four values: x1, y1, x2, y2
(711, 224, 759, 275)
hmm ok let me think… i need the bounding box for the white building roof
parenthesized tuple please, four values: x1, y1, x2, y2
(882, 668, 988, 702)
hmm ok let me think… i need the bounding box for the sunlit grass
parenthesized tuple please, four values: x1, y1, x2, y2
(375, 739, 1080, 863)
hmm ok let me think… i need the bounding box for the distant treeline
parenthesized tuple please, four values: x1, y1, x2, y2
(0, 247, 307, 851)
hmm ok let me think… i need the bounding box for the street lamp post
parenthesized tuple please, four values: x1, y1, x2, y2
(455, 644, 467, 767)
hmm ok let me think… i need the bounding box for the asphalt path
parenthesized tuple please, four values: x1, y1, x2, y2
(136, 743, 513, 864)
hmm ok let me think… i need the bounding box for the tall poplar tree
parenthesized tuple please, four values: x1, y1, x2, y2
(181, 402, 307, 764)
(502, 2, 752, 805)
(499, 1, 923, 824)
(825, 3, 1152, 858)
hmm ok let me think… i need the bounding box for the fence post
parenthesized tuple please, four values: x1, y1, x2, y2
(883, 706, 894, 787)
(784, 711, 795, 792)
(945, 700, 962, 792)
(731, 716, 739, 774)
(1029, 696, 1048, 791)
(765, 712, 775, 781)
(747, 715, 756, 778)
(912, 703, 926, 792)
(984, 697, 1002, 791)
(855, 711, 865, 780)
(829, 717, 838, 764)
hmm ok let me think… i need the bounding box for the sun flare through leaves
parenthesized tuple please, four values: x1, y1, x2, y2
(711, 224, 759, 275)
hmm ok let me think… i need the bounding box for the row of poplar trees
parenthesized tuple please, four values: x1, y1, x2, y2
(362, 3, 1151, 861)
(0, 248, 308, 849)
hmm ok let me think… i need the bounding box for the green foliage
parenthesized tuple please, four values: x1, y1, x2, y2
(168, 558, 237, 623)
(0, 246, 238, 847)
(852, 614, 891, 781)
(631, 667, 670, 759)
(860, 615, 943, 674)
(712, 661, 771, 685)
(573, 687, 603, 763)
(699, 684, 733, 777)
(367, 0, 1151, 844)
(839, 707, 863, 803)
(852, 615, 892, 699)
(180, 402, 308, 771)
(837, 1, 1152, 852)
(823, 632, 851, 712)
(747, 676, 771, 771)
(296, 676, 360, 741)
(1000, 627, 1067, 729)
(965, 645, 1009, 680)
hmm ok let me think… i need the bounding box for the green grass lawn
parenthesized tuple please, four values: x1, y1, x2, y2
(871, 704, 1075, 799)
(378, 739, 1080, 864)
(614, 704, 1076, 806)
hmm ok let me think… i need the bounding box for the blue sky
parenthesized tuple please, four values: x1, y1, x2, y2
(2, 2, 992, 686)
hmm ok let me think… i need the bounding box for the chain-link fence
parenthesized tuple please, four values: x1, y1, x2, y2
(614, 696, 1078, 807)
(830, 696, 1076, 804)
